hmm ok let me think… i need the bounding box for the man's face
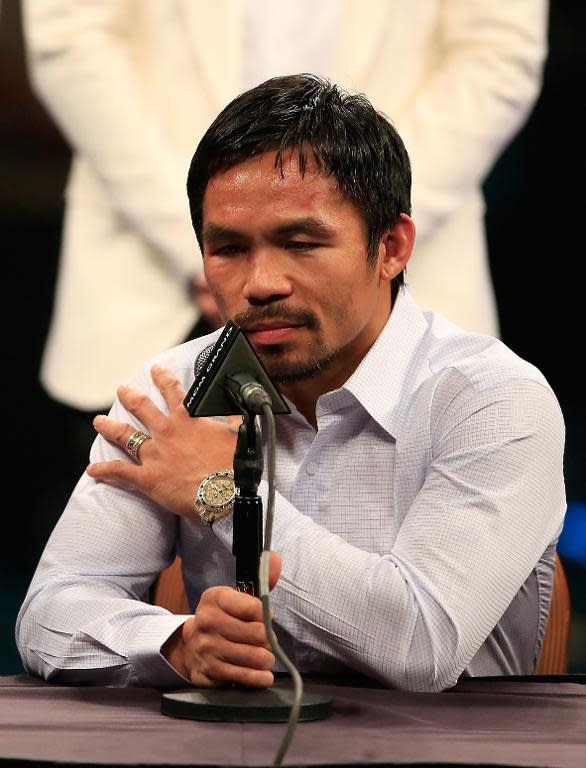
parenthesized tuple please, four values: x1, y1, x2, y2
(202, 151, 396, 392)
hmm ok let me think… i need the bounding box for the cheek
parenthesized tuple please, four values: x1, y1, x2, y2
(313, 283, 355, 333)
(318, 269, 378, 330)
(204, 264, 239, 305)
(320, 265, 372, 308)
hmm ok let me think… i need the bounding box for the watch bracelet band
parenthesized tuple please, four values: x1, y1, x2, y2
(198, 504, 234, 527)
(194, 470, 236, 527)
(199, 506, 229, 527)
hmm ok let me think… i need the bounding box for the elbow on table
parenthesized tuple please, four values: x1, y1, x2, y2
(372, 652, 461, 694)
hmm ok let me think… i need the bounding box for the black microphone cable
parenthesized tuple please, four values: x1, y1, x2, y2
(258, 402, 303, 767)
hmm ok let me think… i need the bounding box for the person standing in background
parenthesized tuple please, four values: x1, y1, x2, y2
(21, 0, 548, 455)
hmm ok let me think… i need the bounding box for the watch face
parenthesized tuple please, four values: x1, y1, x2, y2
(200, 474, 235, 509)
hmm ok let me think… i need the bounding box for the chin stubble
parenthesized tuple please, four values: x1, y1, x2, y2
(259, 340, 339, 382)
(234, 303, 337, 381)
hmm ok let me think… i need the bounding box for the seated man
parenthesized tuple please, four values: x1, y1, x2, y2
(16, 74, 566, 692)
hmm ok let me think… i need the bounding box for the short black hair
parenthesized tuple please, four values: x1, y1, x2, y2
(187, 73, 411, 293)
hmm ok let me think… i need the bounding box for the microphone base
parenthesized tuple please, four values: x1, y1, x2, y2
(161, 686, 332, 722)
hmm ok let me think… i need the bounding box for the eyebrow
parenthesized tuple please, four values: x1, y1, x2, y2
(202, 224, 246, 244)
(272, 218, 333, 239)
(202, 217, 333, 244)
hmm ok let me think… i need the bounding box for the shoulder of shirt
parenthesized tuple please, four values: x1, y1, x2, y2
(127, 330, 223, 394)
(421, 310, 554, 398)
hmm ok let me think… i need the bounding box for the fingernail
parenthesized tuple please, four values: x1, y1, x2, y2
(93, 415, 105, 426)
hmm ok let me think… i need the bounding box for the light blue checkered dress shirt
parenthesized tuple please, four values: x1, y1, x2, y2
(17, 289, 566, 691)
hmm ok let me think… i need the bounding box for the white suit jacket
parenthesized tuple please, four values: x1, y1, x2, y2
(23, 0, 547, 409)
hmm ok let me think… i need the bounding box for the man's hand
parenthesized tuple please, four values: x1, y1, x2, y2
(88, 365, 282, 688)
(163, 552, 282, 687)
(87, 365, 240, 517)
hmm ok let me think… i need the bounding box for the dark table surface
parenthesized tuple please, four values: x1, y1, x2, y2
(1, 673, 584, 767)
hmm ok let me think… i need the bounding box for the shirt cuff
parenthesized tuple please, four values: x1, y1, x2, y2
(127, 613, 193, 688)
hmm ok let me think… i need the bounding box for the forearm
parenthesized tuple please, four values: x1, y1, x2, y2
(212, 501, 418, 684)
(17, 580, 190, 687)
(16, 395, 192, 687)
(212, 383, 565, 692)
(217, 501, 433, 690)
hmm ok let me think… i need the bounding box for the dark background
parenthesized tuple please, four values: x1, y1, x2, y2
(1, 1, 584, 673)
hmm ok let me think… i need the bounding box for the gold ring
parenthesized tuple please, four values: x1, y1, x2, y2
(125, 430, 151, 461)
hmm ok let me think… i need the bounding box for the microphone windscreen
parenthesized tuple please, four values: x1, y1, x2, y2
(193, 343, 214, 379)
(183, 321, 290, 417)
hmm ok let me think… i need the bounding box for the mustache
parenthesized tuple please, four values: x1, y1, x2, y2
(233, 303, 319, 331)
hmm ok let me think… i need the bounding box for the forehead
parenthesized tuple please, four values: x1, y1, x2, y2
(202, 151, 355, 225)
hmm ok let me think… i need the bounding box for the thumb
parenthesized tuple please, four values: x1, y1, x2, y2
(268, 550, 282, 591)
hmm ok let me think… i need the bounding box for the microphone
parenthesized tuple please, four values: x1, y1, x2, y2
(183, 321, 290, 417)
(166, 321, 332, 735)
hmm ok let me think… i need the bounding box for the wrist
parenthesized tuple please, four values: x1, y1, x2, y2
(194, 470, 236, 527)
(161, 620, 191, 680)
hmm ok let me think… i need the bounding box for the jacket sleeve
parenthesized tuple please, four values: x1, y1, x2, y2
(396, 0, 548, 242)
(21, 0, 199, 281)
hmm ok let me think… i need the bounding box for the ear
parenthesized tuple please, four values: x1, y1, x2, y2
(378, 214, 416, 282)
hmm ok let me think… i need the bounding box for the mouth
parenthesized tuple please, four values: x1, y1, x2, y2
(244, 319, 305, 345)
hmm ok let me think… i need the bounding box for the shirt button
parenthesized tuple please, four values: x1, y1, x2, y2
(306, 461, 318, 476)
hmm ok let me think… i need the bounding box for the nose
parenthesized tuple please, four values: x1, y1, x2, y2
(242, 249, 294, 306)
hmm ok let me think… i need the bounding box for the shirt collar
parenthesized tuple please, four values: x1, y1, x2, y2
(318, 288, 430, 439)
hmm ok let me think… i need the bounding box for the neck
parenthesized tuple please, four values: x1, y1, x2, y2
(279, 327, 384, 430)
(277, 287, 394, 428)
(279, 381, 322, 430)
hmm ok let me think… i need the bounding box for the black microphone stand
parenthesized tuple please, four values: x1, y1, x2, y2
(161, 385, 332, 738)
(233, 411, 264, 596)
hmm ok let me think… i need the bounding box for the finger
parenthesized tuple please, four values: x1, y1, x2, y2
(151, 364, 186, 411)
(193, 655, 274, 689)
(196, 606, 269, 648)
(199, 635, 275, 671)
(214, 587, 265, 623)
(86, 459, 139, 490)
(197, 588, 273, 649)
(116, 384, 168, 434)
(93, 415, 147, 454)
(93, 416, 153, 463)
(199, 588, 266, 629)
(269, 551, 282, 591)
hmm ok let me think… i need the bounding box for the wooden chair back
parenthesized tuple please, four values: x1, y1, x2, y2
(152, 555, 189, 615)
(535, 552, 571, 674)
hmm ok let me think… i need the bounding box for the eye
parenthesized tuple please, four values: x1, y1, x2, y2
(285, 241, 320, 251)
(209, 244, 245, 256)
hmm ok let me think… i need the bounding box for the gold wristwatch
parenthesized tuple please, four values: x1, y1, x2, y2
(194, 470, 236, 527)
